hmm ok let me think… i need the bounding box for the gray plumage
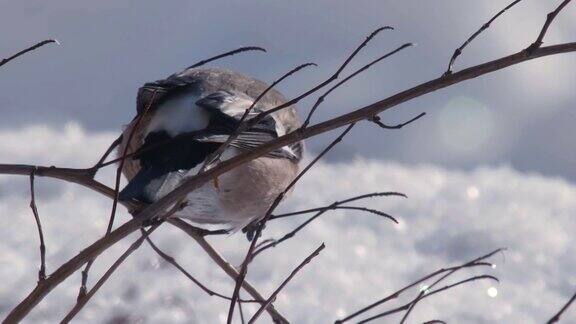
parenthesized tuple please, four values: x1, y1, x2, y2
(118, 67, 304, 230)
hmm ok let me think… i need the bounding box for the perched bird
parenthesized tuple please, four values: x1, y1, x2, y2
(118, 67, 304, 231)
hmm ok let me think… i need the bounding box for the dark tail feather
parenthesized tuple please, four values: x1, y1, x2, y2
(118, 166, 164, 203)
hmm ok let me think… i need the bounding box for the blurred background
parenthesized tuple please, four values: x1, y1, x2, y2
(1, 0, 576, 323)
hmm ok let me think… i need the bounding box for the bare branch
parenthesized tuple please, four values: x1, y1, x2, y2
(249, 243, 325, 323)
(255, 204, 397, 257)
(1, 166, 287, 323)
(302, 42, 414, 127)
(370, 112, 426, 130)
(238, 299, 246, 324)
(248, 26, 394, 128)
(29, 170, 46, 281)
(170, 219, 289, 323)
(528, 0, 574, 53)
(547, 290, 576, 324)
(129, 42, 576, 231)
(200, 62, 317, 172)
(108, 90, 157, 233)
(444, 0, 524, 75)
(336, 248, 504, 323)
(91, 135, 122, 172)
(144, 235, 258, 303)
(61, 225, 159, 323)
(272, 205, 396, 220)
(256, 191, 403, 256)
(2, 6, 575, 316)
(186, 46, 266, 70)
(359, 275, 499, 324)
(77, 90, 158, 301)
(63, 200, 185, 322)
(228, 124, 356, 322)
(0, 39, 58, 68)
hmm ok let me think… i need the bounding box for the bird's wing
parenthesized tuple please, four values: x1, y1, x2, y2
(194, 90, 299, 161)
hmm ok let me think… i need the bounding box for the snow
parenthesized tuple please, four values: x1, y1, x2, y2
(1, 123, 575, 323)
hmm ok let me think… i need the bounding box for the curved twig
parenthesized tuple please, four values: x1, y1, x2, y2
(0, 39, 58, 68)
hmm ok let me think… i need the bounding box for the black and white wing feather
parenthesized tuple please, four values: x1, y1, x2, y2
(120, 82, 300, 203)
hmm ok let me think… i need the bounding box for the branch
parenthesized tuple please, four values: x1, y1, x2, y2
(228, 124, 356, 323)
(369, 112, 426, 130)
(529, 0, 573, 52)
(77, 90, 158, 300)
(336, 248, 504, 323)
(126, 42, 576, 235)
(2, 38, 575, 322)
(358, 275, 499, 324)
(247, 26, 394, 128)
(200, 62, 317, 172)
(272, 205, 396, 220)
(444, 0, 524, 75)
(186, 46, 266, 70)
(2, 168, 286, 323)
(144, 235, 258, 303)
(29, 170, 46, 281)
(170, 219, 289, 323)
(91, 135, 122, 171)
(61, 225, 160, 323)
(255, 204, 397, 257)
(0, 39, 58, 68)
(2, 5, 575, 317)
(547, 290, 576, 324)
(302, 42, 414, 127)
(248, 243, 325, 323)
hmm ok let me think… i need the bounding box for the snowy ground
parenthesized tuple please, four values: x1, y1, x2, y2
(1, 123, 575, 323)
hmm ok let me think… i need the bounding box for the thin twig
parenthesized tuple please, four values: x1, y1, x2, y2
(3, 30, 576, 321)
(247, 27, 394, 129)
(259, 193, 404, 255)
(272, 205, 396, 220)
(125, 41, 576, 230)
(227, 124, 356, 322)
(186, 46, 266, 70)
(302, 42, 413, 127)
(528, 0, 574, 53)
(170, 219, 289, 323)
(91, 135, 122, 171)
(29, 170, 46, 281)
(336, 248, 504, 323)
(358, 275, 499, 324)
(547, 290, 576, 324)
(238, 298, 246, 324)
(61, 225, 159, 323)
(249, 243, 325, 323)
(444, 0, 524, 75)
(108, 90, 157, 233)
(370, 112, 426, 130)
(200, 62, 317, 172)
(0, 39, 58, 68)
(144, 235, 258, 303)
(77, 90, 158, 301)
(63, 201, 184, 322)
(255, 205, 397, 257)
(270, 191, 405, 220)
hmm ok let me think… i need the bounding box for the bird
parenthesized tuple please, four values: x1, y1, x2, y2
(117, 67, 304, 233)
